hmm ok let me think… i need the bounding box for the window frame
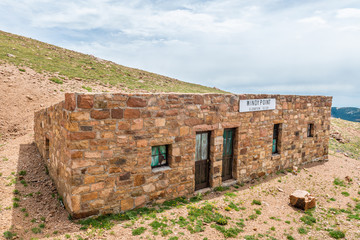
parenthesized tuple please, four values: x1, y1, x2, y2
(272, 124, 280, 155)
(307, 123, 314, 137)
(151, 145, 168, 169)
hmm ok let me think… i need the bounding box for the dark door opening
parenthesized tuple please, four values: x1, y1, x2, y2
(222, 128, 234, 181)
(195, 132, 210, 190)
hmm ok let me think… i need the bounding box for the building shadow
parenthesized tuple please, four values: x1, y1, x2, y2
(11, 143, 80, 239)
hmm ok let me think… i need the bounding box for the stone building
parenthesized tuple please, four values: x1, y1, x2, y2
(34, 93, 332, 218)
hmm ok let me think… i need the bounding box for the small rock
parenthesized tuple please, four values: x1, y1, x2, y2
(345, 176, 352, 183)
(289, 190, 316, 210)
(26, 95, 33, 100)
(7, 53, 15, 58)
(40, 104, 44, 107)
(277, 187, 284, 192)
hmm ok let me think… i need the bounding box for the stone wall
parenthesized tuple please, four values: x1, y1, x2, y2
(34, 93, 332, 218)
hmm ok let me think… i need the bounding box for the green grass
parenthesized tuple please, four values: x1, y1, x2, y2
(341, 192, 350, 197)
(300, 215, 316, 226)
(329, 230, 345, 239)
(132, 227, 147, 236)
(82, 85, 92, 92)
(3, 231, 16, 239)
(49, 77, 63, 84)
(298, 226, 308, 234)
(0, 30, 227, 93)
(333, 178, 347, 187)
(251, 200, 262, 205)
(19, 170, 26, 176)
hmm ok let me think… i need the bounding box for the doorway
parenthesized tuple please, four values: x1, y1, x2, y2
(222, 128, 234, 181)
(195, 132, 210, 190)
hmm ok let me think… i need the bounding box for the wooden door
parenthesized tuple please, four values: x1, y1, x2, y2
(222, 128, 234, 181)
(195, 132, 210, 190)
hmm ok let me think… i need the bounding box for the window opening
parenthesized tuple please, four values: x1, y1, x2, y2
(45, 138, 50, 160)
(272, 124, 280, 154)
(307, 124, 314, 137)
(151, 145, 168, 168)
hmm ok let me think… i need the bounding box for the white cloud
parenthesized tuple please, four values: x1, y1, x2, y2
(0, 0, 360, 107)
(336, 8, 360, 18)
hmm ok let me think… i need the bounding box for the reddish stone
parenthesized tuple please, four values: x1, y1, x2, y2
(111, 109, 123, 119)
(119, 172, 131, 180)
(127, 97, 147, 107)
(184, 118, 203, 126)
(65, 93, 76, 110)
(91, 110, 110, 119)
(77, 95, 94, 109)
(124, 109, 140, 119)
(71, 151, 83, 159)
(134, 175, 146, 186)
(70, 132, 96, 140)
(165, 109, 178, 116)
(194, 95, 204, 104)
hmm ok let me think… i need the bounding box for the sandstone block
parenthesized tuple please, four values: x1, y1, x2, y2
(134, 175, 146, 186)
(84, 151, 102, 159)
(77, 95, 94, 109)
(111, 109, 123, 119)
(70, 132, 96, 141)
(82, 192, 98, 202)
(91, 182, 105, 191)
(135, 195, 146, 207)
(155, 118, 166, 127)
(289, 190, 316, 210)
(124, 109, 140, 119)
(143, 183, 155, 193)
(70, 112, 90, 121)
(131, 119, 143, 130)
(71, 195, 81, 212)
(127, 97, 147, 107)
(121, 198, 134, 211)
(65, 93, 76, 111)
(91, 110, 110, 119)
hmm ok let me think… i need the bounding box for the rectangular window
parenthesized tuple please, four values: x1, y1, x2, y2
(272, 124, 280, 154)
(307, 124, 314, 137)
(45, 138, 50, 160)
(195, 132, 210, 161)
(151, 145, 168, 168)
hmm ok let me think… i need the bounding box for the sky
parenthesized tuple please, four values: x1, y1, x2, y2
(1, 0, 360, 107)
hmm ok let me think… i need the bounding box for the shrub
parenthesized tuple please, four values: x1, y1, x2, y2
(329, 230, 345, 239)
(252, 200, 261, 205)
(3, 231, 16, 239)
(300, 215, 316, 226)
(132, 227, 146, 236)
(298, 226, 308, 234)
(341, 192, 350, 197)
(19, 170, 26, 176)
(31, 228, 41, 234)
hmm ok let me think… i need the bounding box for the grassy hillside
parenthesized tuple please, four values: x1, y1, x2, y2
(0, 30, 226, 93)
(332, 107, 360, 122)
(330, 118, 360, 160)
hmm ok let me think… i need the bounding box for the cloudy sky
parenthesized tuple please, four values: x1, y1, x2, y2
(1, 0, 360, 107)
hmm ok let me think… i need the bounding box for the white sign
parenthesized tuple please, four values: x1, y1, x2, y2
(239, 98, 276, 112)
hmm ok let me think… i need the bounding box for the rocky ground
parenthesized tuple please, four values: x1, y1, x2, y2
(0, 63, 359, 239)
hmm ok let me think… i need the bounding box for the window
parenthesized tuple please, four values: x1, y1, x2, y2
(195, 132, 210, 161)
(151, 145, 168, 168)
(307, 123, 314, 137)
(272, 124, 280, 154)
(45, 138, 50, 160)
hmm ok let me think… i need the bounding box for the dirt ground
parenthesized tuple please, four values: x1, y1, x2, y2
(0, 63, 359, 240)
